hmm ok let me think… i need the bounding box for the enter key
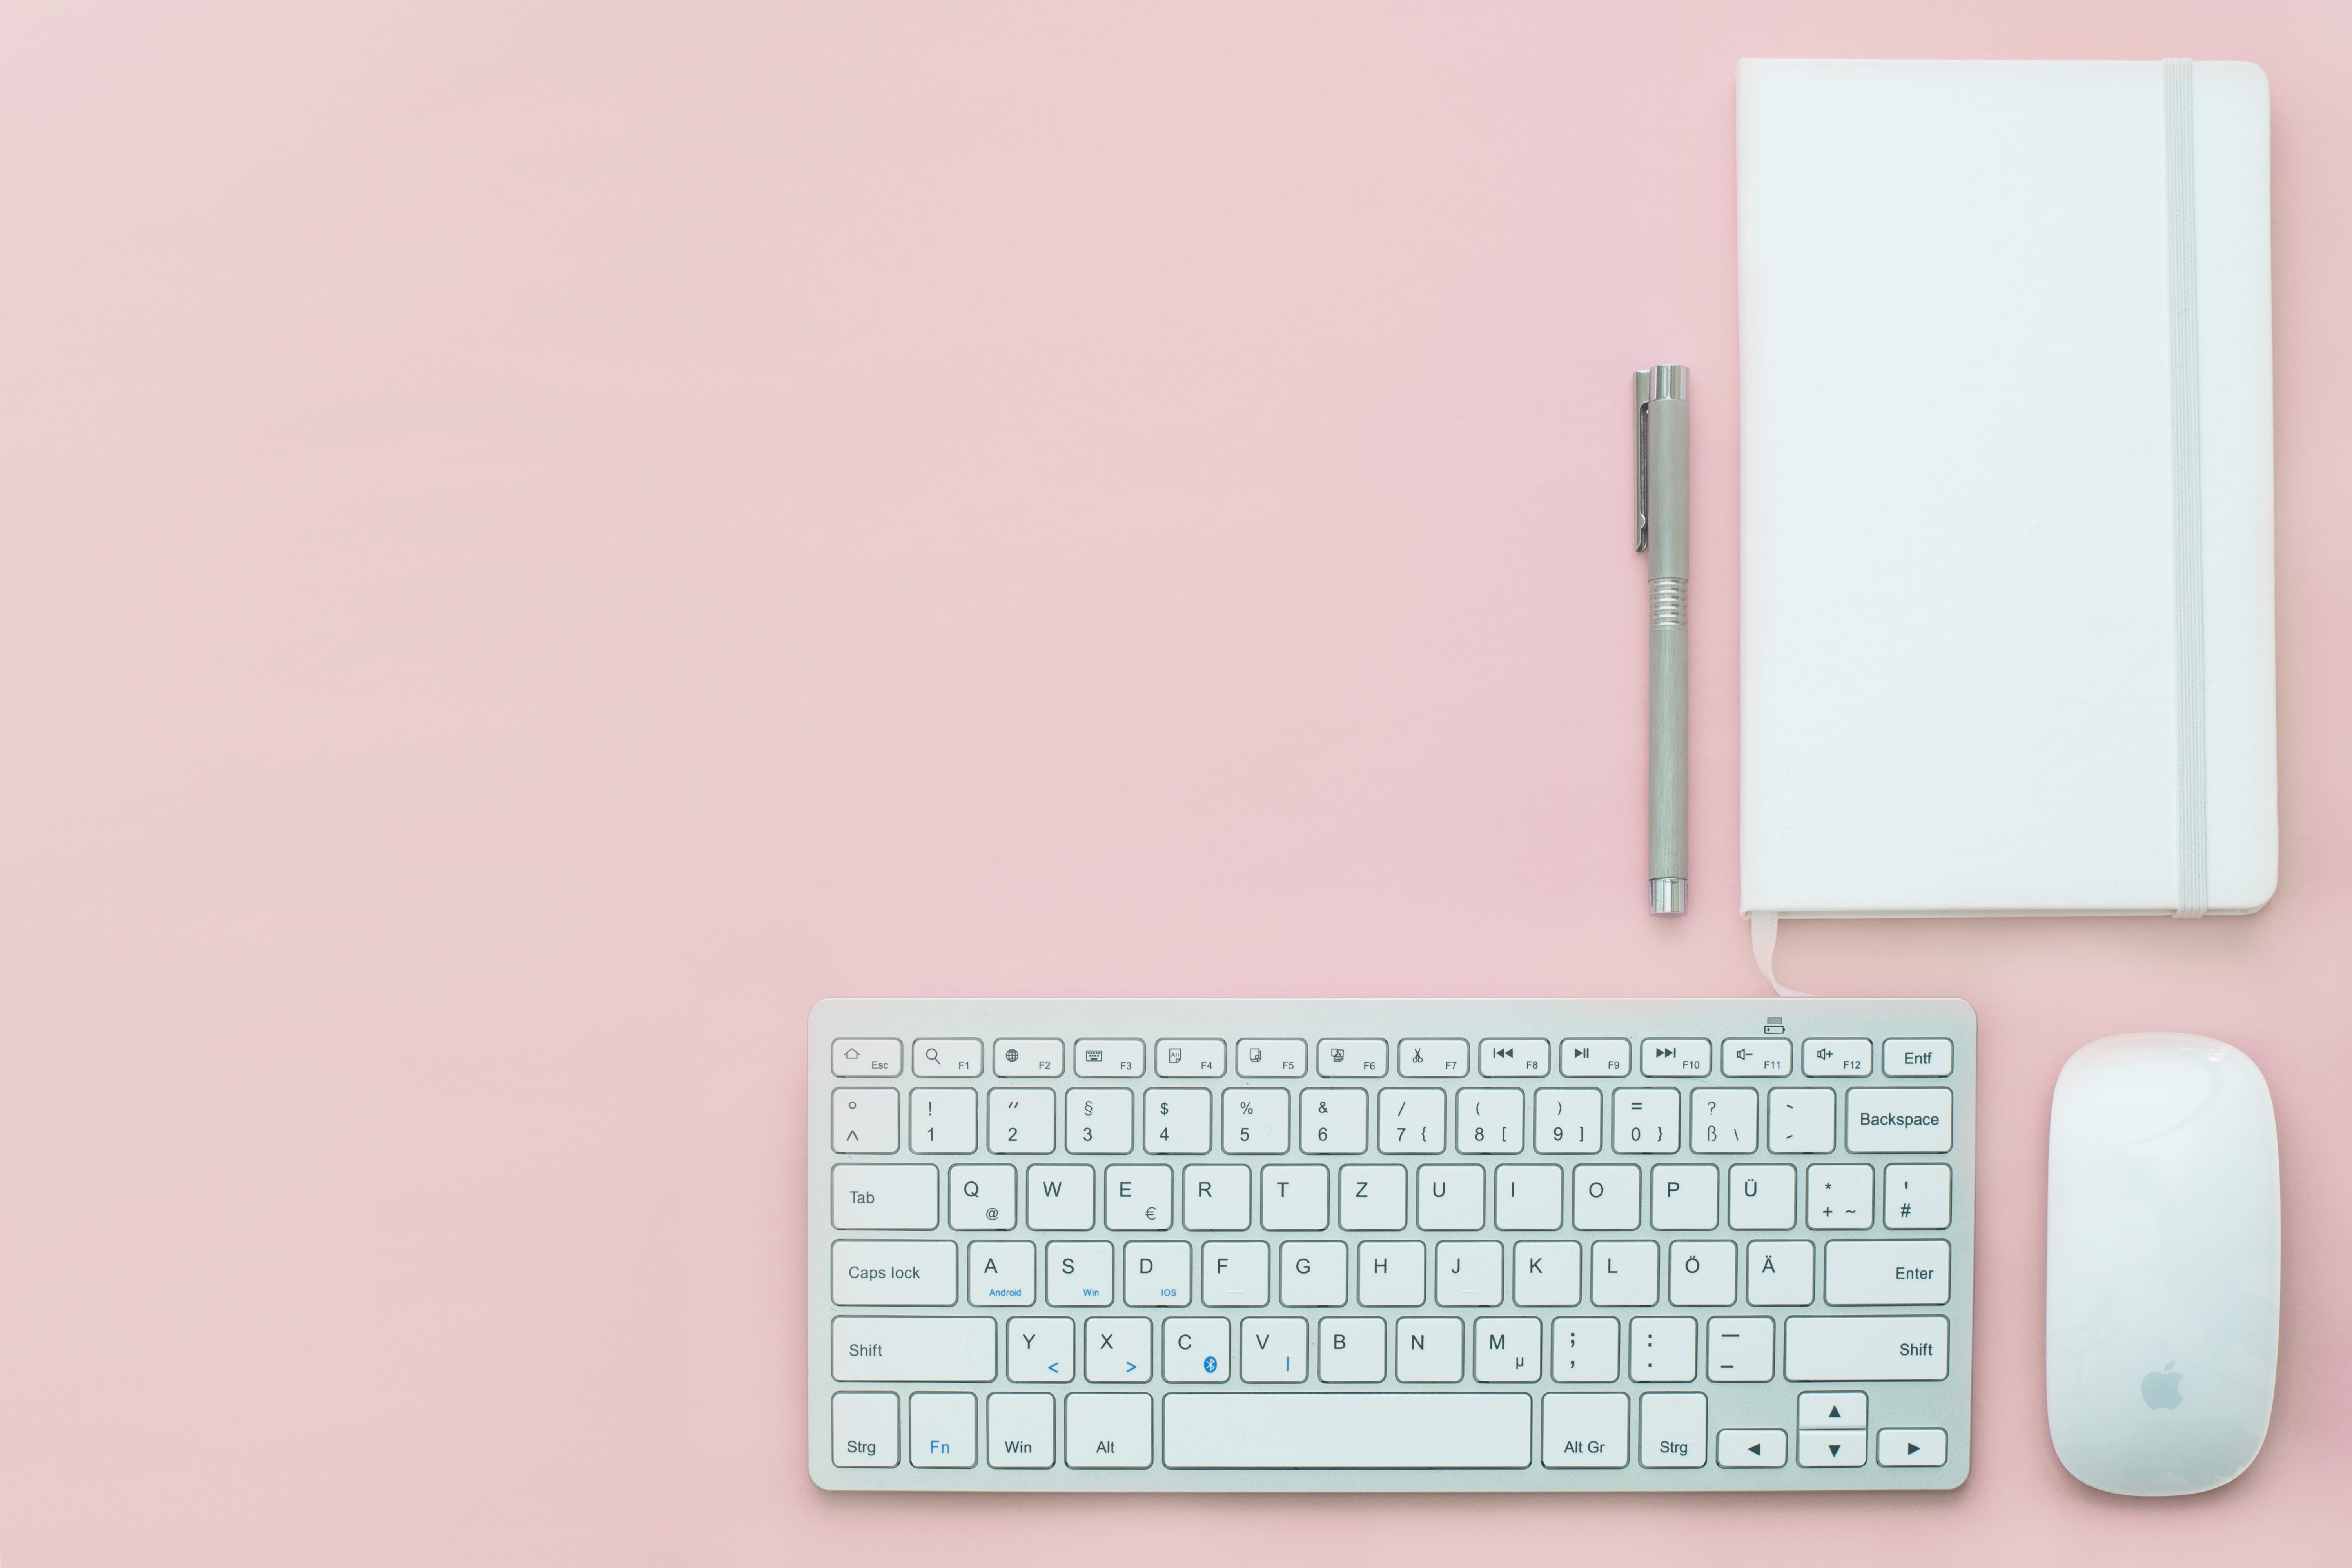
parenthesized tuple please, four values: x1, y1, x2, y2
(1823, 1240, 1951, 1305)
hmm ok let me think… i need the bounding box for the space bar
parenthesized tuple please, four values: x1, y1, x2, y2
(1163, 1393, 1532, 1469)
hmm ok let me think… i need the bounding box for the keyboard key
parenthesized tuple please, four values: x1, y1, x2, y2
(1201, 1241, 1269, 1306)
(1824, 1240, 1951, 1305)
(1164, 1317, 1231, 1382)
(987, 1392, 1054, 1466)
(1338, 1163, 1406, 1231)
(1744, 1240, 1814, 1306)
(1630, 1316, 1697, 1381)
(994, 1038, 1064, 1078)
(1591, 1240, 1658, 1307)
(1067, 1088, 1134, 1155)
(1543, 1391, 1630, 1467)
(1418, 1165, 1485, 1230)
(830, 1240, 958, 1306)
(1027, 1164, 1094, 1229)
(833, 1316, 996, 1381)
(1123, 1240, 1190, 1305)
(1163, 1392, 1531, 1468)
(1885, 1163, 1954, 1229)
(1073, 1038, 1145, 1078)
(1399, 1038, 1471, 1078)
(947, 1163, 1015, 1230)
(968, 1239, 1034, 1306)
(1797, 1391, 1866, 1428)
(1706, 1316, 1775, 1381)
(1281, 1241, 1348, 1306)
(1667, 1240, 1736, 1306)
(1301, 1088, 1368, 1154)
(1877, 1427, 1949, 1466)
(1260, 1165, 1329, 1230)
(1045, 1241, 1114, 1307)
(1534, 1088, 1603, 1154)
(1221, 1087, 1290, 1153)
(1237, 1038, 1308, 1078)
(1718, 1428, 1787, 1467)
(1494, 1165, 1563, 1230)
(1317, 1038, 1388, 1078)
(1721, 1038, 1793, 1077)
(1105, 1164, 1172, 1231)
(1512, 1240, 1581, 1305)
(1573, 1163, 1641, 1230)
(1641, 1038, 1711, 1077)
(833, 1391, 898, 1466)
(1435, 1240, 1504, 1307)
(832, 1164, 938, 1229)
(1319, 1317, 1386, 1382)
(1378, 1088, 1447, 1153)
(909, 1087, 978, 1154)
(1797, 1430, 1864, 1467)
(1690, 1087, 1759, 1153)
(1456, 1088, 1524, 1153)
(1651, 1165, 1719, 1230)
(1143, 1088, 1212, 1154)
(1783, 1316, 1949, 1381)
(1806, 1164, 1873, 1230)
(1085, 1317, 1151, 1381)
(1846, 1087, 1954, 1153)
(913, 1038, 983, 1078)
(833, 1038, 903, 1078)
(1558, 1039, 1632, 1077)
(1359, 1240, 1426, 1306)
(1480, 1038, 1550, 1077)
(1882, 1038, 1955, 1077)
(1157, 1038, 1226, 1078)
(1639, 1392, 1707, 1466)
(987, 1088, 1055, 1154)
(910, 1391, 976, 1468)
(1802, 1038, 1871, 1077)
(1550, 1316, 1620, 1381)
(1241, 1317, 1310, 1381)
(1396, 1316, 1465, 1381)
(1611, 1088, 1680, 1153)
(1066, 1392, 1152, 1467)
(1183, 1163, 1250, 1230)
(1473, 1316, 1543, 1382)
(1728, 1163, 1797, 1230)
(1767, 1087, 1835, 1153)
(831, 1087, 900, 1154)
(1005, 1317, 1074, 1382)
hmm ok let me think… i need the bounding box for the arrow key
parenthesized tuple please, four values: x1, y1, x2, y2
(1877, 1427, 1949, 1467)
(1716, 1428, 1788, 1468)
(1796, 1391, 1867, 1429)
(1797, 1430, 1866, 1467)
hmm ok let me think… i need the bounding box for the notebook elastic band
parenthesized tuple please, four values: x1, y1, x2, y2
(2164, 58, 2210, 918)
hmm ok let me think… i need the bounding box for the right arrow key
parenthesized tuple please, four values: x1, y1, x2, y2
(1876, 1428, 1949, 1467)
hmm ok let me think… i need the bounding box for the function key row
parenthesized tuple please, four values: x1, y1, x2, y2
(835, 1036, 1955, 1082)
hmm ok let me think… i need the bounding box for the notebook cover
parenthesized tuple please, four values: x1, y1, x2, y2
(1737, 59, 2276, 918)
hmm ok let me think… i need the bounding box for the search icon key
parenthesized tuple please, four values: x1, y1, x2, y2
(913, 1038, 983, 1078)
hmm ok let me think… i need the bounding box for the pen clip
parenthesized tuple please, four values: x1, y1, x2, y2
(1634, 369, 1653, 552)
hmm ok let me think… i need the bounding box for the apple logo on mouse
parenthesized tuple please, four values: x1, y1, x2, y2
(2141, 1362, 2184, 1411)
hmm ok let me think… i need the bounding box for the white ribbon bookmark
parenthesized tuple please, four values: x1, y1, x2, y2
(1749, 912, 1815, 999)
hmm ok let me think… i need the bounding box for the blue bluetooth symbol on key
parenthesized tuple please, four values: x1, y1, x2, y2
(1203, 1355, 1218, 1374)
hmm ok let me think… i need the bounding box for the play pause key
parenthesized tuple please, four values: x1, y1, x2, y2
(1877, 1428, 1948, 1466)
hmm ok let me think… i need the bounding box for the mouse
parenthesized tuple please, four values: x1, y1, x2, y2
(2046, 1032, 2279, 1496)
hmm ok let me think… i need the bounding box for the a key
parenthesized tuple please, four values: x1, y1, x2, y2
(1377, 1088, 1447, 1153)
(909, 1391, 976, 1468)
(1706, 1316, 1775, 1381)
(833, 1392, 898, 1468)
(830, 1240, 958, 1306)
(1590, 1240, 1659, 1307)
(1511, 1240, 1581, 1306)
(1783, 1316, 1949, 1380)
(1027, 1165, 1094, 1230)
(1065, 1088, 1134, 1154)
(1640, 1038, 1711, 1078)
(1395, 1317, 1465, 1382)
(1877, 1428, 1949, 1466)
(1316, 1038, 1388, 1078)
(947, 1163, 1015, 1230)
(1551, 1316, 1619, 1381)
(1338, 1164, 1407, 1231)
(1398, 1038, 1470, 1078)
(1073, 1038, 1145, 1078)
(1455, 1087, 1524, 1153)
(993, 1038, 1064, 1078)
(1823, 1239, 1951, 1305)
(1065, 1393, 1152, 1468)
(987, 1392, 1055, 1467)
(832, 1316, 995, 1381)
(1884, 1163, 1954, 1229)
(1319, 1318, 1386, 1382)
(987, 1088, 1056, 1154)
(1572, 1163, 1641, 1230)
(1882, 1038, 1955, 1077)
(1797, 1430, 1865, 1467)
(1156, 1038, 1226, 1078)
(1221, 1087, 1290, 1153)
(1611, 1088, 1680, 1153)
(1164, 1318, 1231, 1383)
(833, 1038, 903, 1078)
(831, 1164, 937, 1229)
(967, 1239, 1034, 1306)
(831, 1087, 901, 1154)
(1650, 1164, 1719, 1230)
(1534, 1087, 1603, 1154)
(1767, 1087, 1836, 1153)
(1744, 1239, 1815, 1306)
(1473, 1316, 1543, 1382)
(1085, 1317, 1152, 1381)
(1045, 1241, 1114, 1307)
(1435, 1240, 1504, 1307)
(1796, 1392, 1865, 1429)
(1806, 1163, 1875, 1230)
(1721, 1037, 1793, 1078)
(1728, 1163, 1797, 1230)
(1200, 1241, 1269, 1307)
(1639, 1392, 1707, 1467)
(1143, 1087, 1212, 1154)
(1280, 1240, 1348, 1307)
(1558, 1039, 1632, 1077)
(1494, 1165, 1563, 1230)
(1417, 1165, 1485, 1230)
(912, 1038, 983, 1078)
(1666, 1240, 1736, 1306)
(1181, 1163, 1250, 1230)
(1846, 1087, 1954, 1153)
(1717, 1428, 1788, 1467)
(1690, 1087, 1759, 1153)
(1236, 1038, 1308, 1078)
(1104, 1164, 1173, 1231)
(1479, 1038, 1550, 1077)
(1300, 1088, 1368, 1154)
(1163, 1392, 1530, 1468)
(1240, 1317, 1310, 1382)
(1359, 1240, 1426, 1306)
(1259, 1165, 1329, 1230)
(909, 1087, 978, 1154)
(1005, 1317, 1074, 1382)
(1542, 1392, 1629, 1468)
(1801, 1038, 1872, 1077)
(1628, 1317, 1698, 1382)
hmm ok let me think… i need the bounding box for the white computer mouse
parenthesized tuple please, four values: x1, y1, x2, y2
(2046, 1033, 2279, 1496)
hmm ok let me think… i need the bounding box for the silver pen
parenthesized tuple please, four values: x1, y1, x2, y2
(1635, 365, 1688, 915)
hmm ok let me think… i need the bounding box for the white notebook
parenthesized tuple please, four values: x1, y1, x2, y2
(1738, 59, 2277, 919)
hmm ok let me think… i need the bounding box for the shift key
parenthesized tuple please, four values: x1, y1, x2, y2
(1783, 1316, 1949, 1381)
(833, 1317, 998, 1381)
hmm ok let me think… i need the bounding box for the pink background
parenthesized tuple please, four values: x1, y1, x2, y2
(3, 2, 2347, 1562)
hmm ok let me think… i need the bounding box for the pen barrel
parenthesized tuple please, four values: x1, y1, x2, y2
(1649, 580, 1688, 884)
(1642, 396, 1689, 580)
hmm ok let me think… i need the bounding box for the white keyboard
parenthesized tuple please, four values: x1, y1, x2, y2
(807, 999, 1974, 1491)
